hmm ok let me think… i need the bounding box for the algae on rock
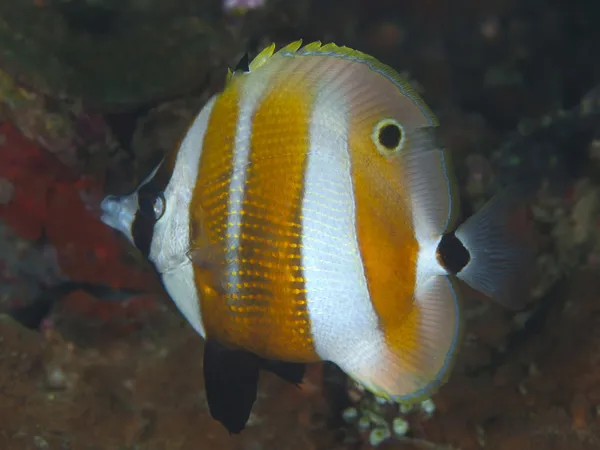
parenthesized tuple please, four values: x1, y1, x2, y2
(0, 0, 231, 112)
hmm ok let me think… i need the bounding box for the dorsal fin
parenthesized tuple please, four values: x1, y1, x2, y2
(222, 40, 436, 125)
(234, 52, 250, 73)
(226, 40, 431, 117)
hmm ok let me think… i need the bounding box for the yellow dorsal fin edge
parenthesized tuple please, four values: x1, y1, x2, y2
(227, 40, 376, 79)
(225, 40, 436, 124)
(245, 40, 382, 73)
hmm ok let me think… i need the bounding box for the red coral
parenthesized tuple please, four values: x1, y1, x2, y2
(0, 123, 57, 239)
(0, 122, 160, 294)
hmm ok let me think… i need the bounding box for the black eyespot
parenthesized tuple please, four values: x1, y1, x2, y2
(436, 232, 470, 275)
(379, 123, 402, 150)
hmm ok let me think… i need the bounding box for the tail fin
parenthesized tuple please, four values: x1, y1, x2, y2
(454, 185, 537, 310)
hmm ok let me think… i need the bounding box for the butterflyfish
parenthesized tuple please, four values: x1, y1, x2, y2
(100, 40, 534, 434)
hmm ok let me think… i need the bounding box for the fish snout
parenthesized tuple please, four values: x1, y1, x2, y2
(100, 194, 138, 244)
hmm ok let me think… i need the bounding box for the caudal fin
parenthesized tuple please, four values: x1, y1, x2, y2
(454, 185, 536, 310)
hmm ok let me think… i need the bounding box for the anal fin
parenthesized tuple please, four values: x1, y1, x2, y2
(342, 275, 462, 403)
(203, 340, 260, 434)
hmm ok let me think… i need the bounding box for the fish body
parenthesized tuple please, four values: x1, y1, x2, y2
(100, 41, 533, 433)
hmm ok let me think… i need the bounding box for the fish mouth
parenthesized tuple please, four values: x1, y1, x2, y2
(100, 194, 137, 245)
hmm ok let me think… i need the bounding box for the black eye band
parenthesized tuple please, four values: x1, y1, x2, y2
(132, 210, 155, 258)
(131, 157, 172, 258)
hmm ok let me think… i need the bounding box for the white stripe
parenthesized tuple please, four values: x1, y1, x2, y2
(415, 236, 447, 289)
(302, 86, 387, 376)
(225, 77, 271, 295)
(149, 96, 217, 337)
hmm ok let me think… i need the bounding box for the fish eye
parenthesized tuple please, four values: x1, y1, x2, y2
(153, 193, 166, 220)
(372, 119, 405, 156)
(138, 191, 166, 221)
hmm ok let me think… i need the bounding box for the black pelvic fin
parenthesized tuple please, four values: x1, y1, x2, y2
(203, 340, 260, 434)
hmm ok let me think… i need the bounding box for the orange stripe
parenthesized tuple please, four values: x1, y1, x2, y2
(349, 117, 421, 368)
(235, 83, 316, 361)
(190, 84, 240, 343)
(192, 78, 318, 362)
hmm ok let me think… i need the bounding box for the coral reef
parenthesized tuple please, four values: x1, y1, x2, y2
(0, 0, 233, 112)
(1, 0, 600, 449)
(0, 312, 332, 450)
